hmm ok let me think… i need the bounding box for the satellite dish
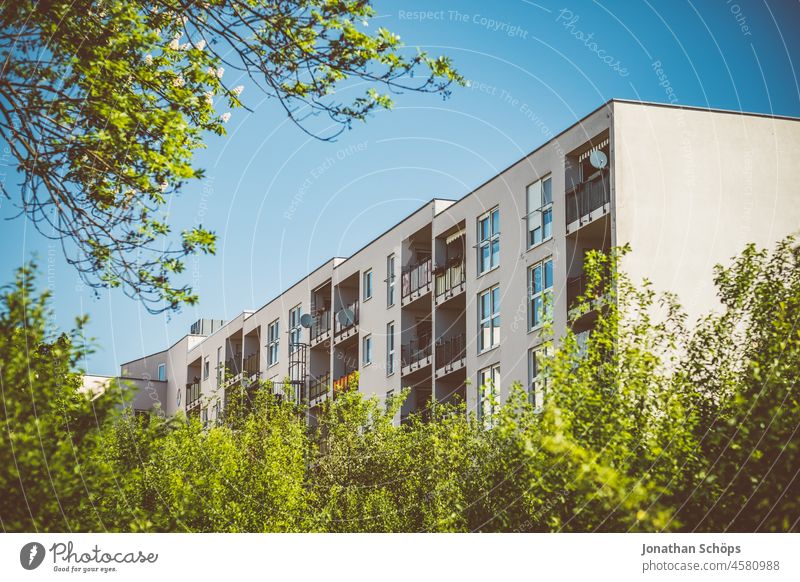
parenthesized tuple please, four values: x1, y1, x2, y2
(299, 313, 313, 328)
(589, 150, 608, 170)
(337, 308, 355, 327)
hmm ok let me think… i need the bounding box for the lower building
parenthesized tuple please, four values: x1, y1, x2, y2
(116, 98, 800, 424)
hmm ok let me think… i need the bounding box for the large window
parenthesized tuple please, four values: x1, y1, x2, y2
(477, 207, 500, 274)
(529, 258, 553, 330)
(528, 347, 548, 410)
(363, 269, 373, 301)
(526, 176, 553, 247)
(477, 364, 500, 426)
(267, 319, 280, 366)
(478, 285, 500, 353)
(157, 363, 166, 381)
(386, 254, 396, 306)
(386, 322, 395, 375)
(363, 334, 373, 366)
(203, 356, 210, 380)
(289, 304, 302, 350)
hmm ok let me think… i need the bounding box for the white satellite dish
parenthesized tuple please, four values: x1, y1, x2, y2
(589, 150, 608, 170)
(337, 308, 355, 327)
(299, 313, 313, 328)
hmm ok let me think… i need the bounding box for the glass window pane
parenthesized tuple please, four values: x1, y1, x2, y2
(543, 209, 552, 240)
(533, 297, 542, 326)
(481, 244, 490, 272)
(491, 209, 500, 235)
(534, 265, 542, 294)
(491, 239, 500, 268)
(492, 287, 500, 313)
(542, 177, 552, 205)
(545, 260, 553, 289)
(479, 217, 489, 242)
(481, 291, 490, 318)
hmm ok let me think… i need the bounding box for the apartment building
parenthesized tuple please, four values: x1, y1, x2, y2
(118, 98, 800, 424)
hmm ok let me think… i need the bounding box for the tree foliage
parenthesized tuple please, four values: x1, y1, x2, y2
(1, 238, 798, 532)
(0, 0, 463, 312)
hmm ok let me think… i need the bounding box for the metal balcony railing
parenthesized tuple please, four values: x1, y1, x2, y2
(334, 301, 359, 338)
(435, 333, 466, 371)
(308, 372, 330, 401)
(565, 169, 610, 226)
(401, 336, 432, 369)
(185, 381, 201, 410)
(434, 258, 466, 300)
(310, 310, 331, 342)
(401, 257, 432, 300)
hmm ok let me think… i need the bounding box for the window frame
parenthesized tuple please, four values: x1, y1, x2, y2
(363, 334, 373, 366)
(528, 258, 554, 331)
(526, 176, 553, 249)
(476, 207, 500, 275)
(386, 322, 395, 376)
(363, 269, 373, 301)
(288, 304, 302, 351)
(477, 364, 500, 426)
(157, 363, 166, 382)
(386, 254, 396, 306)
(528, 347, 548, 411)
(267, 318, 280, 367)
(478, 285, 501, 353)
(203, 356, 210, 380)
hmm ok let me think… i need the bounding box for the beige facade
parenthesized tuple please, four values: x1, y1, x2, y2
(118, 99, 800, 424)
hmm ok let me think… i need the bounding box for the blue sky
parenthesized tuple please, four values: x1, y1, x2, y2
(2, 0, 798, 374)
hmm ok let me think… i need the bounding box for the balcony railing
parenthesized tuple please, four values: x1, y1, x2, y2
(185, 381, 201, 410)
(401, 336, 432, 370)
(333, 370, 359, 396)
(308, 372, 330, 401)
(566, 169, 610, 226)
(567, 273, 610, 322)
(434, 258, 466, 301)
(243, 352, 259, 383)
(310, 310, 331, 342)
(333, 301, 359, 338)
(435, 333, 466, 371)
(401, 257, 432, 300)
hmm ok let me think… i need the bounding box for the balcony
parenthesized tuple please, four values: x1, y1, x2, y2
(333, 301, 359, 343)
(401, 336, 432, 375)
(434, 333, 466, 378)
(310, 310, 331, 346)
(567, 273, 611, 325)
(308, 372, 330, 402)
(243, 352, 260, 385)
(333, 370, 359, 397)
(401, 257, 432, 305)
(565, 169, 610, 233)
(185, 381, 202, 414)
(434, 258, 465, 305)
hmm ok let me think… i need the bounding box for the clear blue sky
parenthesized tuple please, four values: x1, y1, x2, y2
(2, 0, 798, 374)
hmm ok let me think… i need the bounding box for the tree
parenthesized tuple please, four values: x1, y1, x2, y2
(0, 1, 462, 312)
(0, 261, 128, 531)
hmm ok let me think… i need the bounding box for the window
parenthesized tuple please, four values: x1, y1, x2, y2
(157, 363, 166, 381)
(478, 285, 500, 352)
(201, 407, 208, 428)
(527, 176, 553, 247)
(267, 319, 280, 366)
(529, 258, 554, 330)
(477, 207, 500, 274)
(386, 322, 395, 375)
(477, 364, 500, 426)
(363, 269, 373, 301)
(363, 334, 373, 365)
(385, 389, 394, 412)
(386, 254, 396, 306)
(289, 305, 302, 350)
(216, 346, 223, 385)
(528, 347, 548, 410)
(203, 356, 210, 380)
